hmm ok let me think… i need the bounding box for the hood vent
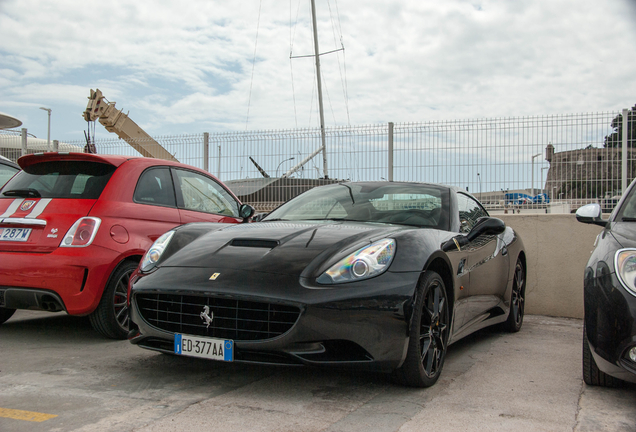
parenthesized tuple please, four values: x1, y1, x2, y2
(230, 238, 279, 249)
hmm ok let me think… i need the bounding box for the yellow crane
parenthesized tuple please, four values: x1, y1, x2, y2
(83, 89, 178, 162)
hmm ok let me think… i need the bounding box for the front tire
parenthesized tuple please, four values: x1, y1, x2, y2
(582, 324, 623, 387)
(394, 271, 449, 387)
(89, 260, 137, 339)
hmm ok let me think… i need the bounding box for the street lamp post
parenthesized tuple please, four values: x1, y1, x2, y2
(541, 166, 549, 195)
(276, 157, 295, 177)
(531, 153, 541, 197)
(39, 107, 51, 151)
(477, 173, 481, 201)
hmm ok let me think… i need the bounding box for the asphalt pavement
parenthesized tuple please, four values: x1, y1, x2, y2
(0, 311, 635, 431)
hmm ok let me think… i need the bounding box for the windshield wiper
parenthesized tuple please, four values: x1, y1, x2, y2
(2, 189, 41, 198)
(324, 218, 364, 222)
(621, 217, 636, 222)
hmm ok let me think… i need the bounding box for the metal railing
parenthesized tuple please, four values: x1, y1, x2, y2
(2, 108, 634, 213)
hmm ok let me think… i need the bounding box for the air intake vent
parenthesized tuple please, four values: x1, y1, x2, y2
(135, 293, 300, 341)
(230, 239, 279, 248)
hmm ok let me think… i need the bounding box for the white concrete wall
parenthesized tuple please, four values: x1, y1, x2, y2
(499, 213, 604, 319)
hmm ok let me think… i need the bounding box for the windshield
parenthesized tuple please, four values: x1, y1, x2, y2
(264, 182, 450, 230)
(1, 161, 115, 199)
(616, 184, 636, 221)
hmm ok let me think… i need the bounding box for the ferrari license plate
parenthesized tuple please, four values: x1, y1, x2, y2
(0, 227, 32, 242)
(174, 333, 233, 361)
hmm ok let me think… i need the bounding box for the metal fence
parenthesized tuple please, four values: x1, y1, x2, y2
(2, 108, 634, 213)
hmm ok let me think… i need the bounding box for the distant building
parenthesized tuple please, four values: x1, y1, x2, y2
(544, 143, 635, 202)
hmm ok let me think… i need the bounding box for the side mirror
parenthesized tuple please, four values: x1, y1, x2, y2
(575, 203, 606, 227)
(466, 217, 506, 242)
(239, 204, 255, 222)
(442, 217, 505, 252)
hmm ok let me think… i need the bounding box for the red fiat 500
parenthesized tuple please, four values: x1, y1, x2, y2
(0, 153, 253, 338)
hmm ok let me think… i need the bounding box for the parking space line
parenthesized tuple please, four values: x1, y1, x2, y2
(0, 407, 58, 422)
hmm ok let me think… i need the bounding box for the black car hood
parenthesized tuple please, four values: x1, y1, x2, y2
(611, 222, 636, 248)
(162, 221, 405, 278)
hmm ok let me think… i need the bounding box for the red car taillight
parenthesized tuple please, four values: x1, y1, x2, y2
(60, 217, 101, 247)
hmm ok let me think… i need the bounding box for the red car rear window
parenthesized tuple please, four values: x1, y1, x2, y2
(1, 161, 116, 199)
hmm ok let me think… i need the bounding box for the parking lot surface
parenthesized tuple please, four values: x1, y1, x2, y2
(1, 311, 635, 431)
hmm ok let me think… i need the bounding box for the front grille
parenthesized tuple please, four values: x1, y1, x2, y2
(135, 293, 301, 341)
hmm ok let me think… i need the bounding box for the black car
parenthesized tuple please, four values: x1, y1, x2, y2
(576, 184, 636, 387)
(128, 181, 526, 387)
(0, 156, 19, 188)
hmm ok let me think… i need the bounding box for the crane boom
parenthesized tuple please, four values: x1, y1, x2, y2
(83, 89, 178, 162)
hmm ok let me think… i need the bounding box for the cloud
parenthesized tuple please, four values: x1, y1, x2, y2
(1, 0, 635, 142)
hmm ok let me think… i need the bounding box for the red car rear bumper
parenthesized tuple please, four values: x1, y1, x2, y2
(0, 245, 124, 315)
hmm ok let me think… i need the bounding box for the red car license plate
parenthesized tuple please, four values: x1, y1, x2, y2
(0, 227, 32, 242)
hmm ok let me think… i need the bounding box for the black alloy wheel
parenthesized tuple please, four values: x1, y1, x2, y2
(394, 271, 449, 387)
(89, 260, 137, 339)
(503, 257, 525, 332)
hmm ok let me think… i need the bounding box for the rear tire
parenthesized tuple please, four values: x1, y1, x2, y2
(0, 307, 16, 325)
(393, 271, 449, 387)
(582, 324, 623, 387)
(503, 257, 525, 332)
(89, 260, 137, 339)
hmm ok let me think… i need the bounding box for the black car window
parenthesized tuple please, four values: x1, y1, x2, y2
(0, 163, 19, 187)
(133, 167, 177, 207)
(172, 169, 239, 217)
(457, 193, 489, 233)
(1, 161, 115, 199)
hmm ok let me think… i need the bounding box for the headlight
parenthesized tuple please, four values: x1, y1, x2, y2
(615, 249, 636, 297)
(140, 230, 175, 273)
(317, 238, 396, 285)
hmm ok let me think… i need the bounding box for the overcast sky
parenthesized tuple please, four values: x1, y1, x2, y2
(1, 0, 635, 143)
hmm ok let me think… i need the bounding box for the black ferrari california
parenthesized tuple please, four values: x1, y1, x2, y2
(576, 179, 636, 387)
(128, 182, 526, 387)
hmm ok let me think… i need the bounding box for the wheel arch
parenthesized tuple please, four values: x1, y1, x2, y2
(424, 256, 455, 320)
(103, 255, 142, 296)
(514, 250, 527, 287)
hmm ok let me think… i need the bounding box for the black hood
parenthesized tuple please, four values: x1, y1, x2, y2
(162, 221, 405, 278)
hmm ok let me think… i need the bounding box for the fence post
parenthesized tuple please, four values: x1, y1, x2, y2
(623, 108, 628, 194)
(217, 145, 222, 179)
(203, 132, 209, 172)
(53, 140, 59, 152)
(388, 122, 394, 181)
(21, 128, 27, 156)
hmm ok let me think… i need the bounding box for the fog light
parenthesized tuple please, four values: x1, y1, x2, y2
(630, 347, 636, 362)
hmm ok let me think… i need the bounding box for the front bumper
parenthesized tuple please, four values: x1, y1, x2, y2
(584, 271, 636, 384)
(129, 267, 421, 372)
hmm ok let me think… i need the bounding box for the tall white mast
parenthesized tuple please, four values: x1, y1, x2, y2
(285, 0, 344, 179)
(310, 0, 328, 179)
